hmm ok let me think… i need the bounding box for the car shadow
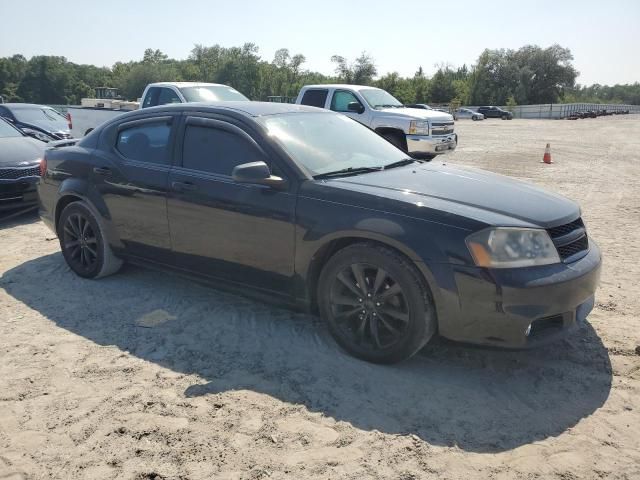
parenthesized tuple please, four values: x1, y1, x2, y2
(0, 208, 39, 228)
(1, 253, 612, 453)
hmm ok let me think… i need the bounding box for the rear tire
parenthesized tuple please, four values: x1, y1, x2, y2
(318, 243, 436, 364)
(58, 201, 122, 279)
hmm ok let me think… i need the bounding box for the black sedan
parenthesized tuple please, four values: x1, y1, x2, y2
(0, 117, 46, 219)
(38, 102, 601, 363)
(0, 103, 72, 142)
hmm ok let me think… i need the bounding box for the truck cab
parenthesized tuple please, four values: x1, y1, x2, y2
(296, 84, 457, 158)
(140, 82, 249, 108)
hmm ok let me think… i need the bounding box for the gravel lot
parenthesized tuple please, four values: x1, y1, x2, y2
(1, 116, 639, 480)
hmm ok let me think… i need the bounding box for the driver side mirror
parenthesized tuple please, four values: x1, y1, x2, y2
(232, 161, 287, 190)
(347, 102, 365, 114)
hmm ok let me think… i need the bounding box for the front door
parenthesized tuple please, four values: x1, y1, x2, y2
(167, 116, 296, 295)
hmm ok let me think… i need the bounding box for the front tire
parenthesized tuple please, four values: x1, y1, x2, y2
(318, 243, 436, 364)
(58, 201, 122, 279)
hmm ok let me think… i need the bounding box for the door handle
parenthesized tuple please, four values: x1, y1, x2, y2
(172, 181, 197, 191)
(93, 167, 111, 176)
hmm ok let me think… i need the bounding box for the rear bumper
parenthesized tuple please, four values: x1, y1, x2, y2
(0, 178, 39, 218)
(437, 240, 602, 348)
(406, 133, 457, 156)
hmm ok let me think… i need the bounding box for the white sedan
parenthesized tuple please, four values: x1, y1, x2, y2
(455, 108, 484, 121)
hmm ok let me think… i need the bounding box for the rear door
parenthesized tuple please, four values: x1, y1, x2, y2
(94, 114, 178, 261)
(167, 115, 297, 295)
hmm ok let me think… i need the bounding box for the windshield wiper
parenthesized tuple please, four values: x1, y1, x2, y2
(383, 158, 421, 170)
(314, 166, 383, 179)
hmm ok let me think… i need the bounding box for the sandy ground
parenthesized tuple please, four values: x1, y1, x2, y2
(1, 116, 639, 480)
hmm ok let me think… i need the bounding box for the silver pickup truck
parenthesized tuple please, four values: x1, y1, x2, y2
(296, 84, 457, 158)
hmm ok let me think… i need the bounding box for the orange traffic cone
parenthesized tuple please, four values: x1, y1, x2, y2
(542, 143, 552, 164)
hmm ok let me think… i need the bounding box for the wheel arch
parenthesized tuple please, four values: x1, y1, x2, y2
(303, 233, 440, 316)
(374, 127, 408, 151)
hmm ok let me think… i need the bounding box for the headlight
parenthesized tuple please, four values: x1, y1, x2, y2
(466, 227, 560, 268)
(408, 120, 429, 135)
(23, 128, 52, 143)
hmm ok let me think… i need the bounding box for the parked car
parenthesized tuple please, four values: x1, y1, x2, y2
(405, 103, 433, 110)
(38, 102, 601, 364)
(67, 82, 250, 137)
(476, 106, 513, 120)
(455, 108, 484, 121)
(296, 85, 456, 158)
(0, 103, 72, 142)
(0, 117, 46, 218)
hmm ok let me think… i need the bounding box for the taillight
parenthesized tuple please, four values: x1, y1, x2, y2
(66, 112, 72, 130)
(39, 158, 47, 177)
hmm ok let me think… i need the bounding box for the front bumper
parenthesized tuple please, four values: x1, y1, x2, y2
(437, 240, 602, 348)
(0, 178, 39, 219)
(406, 133, 457, 156)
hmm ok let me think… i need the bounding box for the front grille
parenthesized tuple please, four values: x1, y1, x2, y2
(547, 217, 589, 261)
(432, 122, 455, 135)
(0, 165, 40, 180)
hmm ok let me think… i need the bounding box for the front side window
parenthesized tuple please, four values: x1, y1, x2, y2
(330, 90, 362, 113)
(142, 87, 160, 108)
(116, 122, 171, 164)
(182, 125, 262, 176)
(300, 89, 328, 108)
(157, 88, 182, 106)
(258, 112, 406, 176)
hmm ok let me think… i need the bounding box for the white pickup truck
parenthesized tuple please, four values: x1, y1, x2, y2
(296, 84, 457, 158)
(67, 82, 249, 137)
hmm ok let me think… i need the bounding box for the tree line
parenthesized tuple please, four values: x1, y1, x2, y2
(1, 44, 638, 106)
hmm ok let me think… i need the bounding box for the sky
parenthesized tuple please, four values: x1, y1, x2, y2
(1, 0, 638, 86)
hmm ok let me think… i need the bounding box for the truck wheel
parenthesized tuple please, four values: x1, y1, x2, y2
(318, 243, 437, 364)
(382, 131, 408, 152)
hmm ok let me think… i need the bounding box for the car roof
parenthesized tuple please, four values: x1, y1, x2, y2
(146, 82, 233, 88)
(135, 101, 326, 117)
(2, 103, 57, 110)
(302, 84, 382, 91)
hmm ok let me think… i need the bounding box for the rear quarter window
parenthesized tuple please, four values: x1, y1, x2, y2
(300, 89, 328, 108)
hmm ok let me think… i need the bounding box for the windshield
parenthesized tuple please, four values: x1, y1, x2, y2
(258, 112, 407, 176)
(180, 85, 249, 102)
(359, 89, 403, 109)
(12, 107, 68, 131)
(0, 118, 23, 138)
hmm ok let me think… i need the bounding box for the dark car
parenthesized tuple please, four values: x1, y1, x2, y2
(0, 103, 72, 142)
(0, 117, 46, 218)
(476, 106, 513, 120)
(38, 102, 601, 364)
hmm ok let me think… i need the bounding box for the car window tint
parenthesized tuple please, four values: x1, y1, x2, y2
(157, 88, 182, 106)
(330, 90, 361, 112)
(142, 87, 160, 108)
(300, 89, 328, 108)
(182, 125, 263, 176)
(116, 122, 171, 164)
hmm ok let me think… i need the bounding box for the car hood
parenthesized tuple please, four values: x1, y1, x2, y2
(328, 162, 580, 228)
(0, 137, 46, 167)
(378, 107, 453, 123)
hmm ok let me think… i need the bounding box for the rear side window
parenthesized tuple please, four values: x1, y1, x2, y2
(182, 125, 263, 176)
(330, 90, 361, 112)
(300, 89, 328, 108)
(116, 122, 171, 164)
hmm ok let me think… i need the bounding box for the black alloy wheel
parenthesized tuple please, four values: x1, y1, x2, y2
(62, 212, 98, 273)
(318, 243, 436, 363)
(329, 263, 410, 351)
